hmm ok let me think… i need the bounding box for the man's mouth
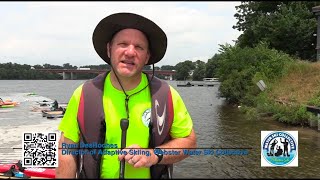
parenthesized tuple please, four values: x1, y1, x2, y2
(121, 60, 135, 66)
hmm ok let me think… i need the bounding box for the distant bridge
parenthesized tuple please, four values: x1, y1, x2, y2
(35, 69, 176, 80)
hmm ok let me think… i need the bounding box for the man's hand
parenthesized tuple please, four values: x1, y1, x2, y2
(118, 144, 158, 168)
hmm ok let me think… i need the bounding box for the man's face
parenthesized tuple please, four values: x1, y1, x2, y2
(107, 28, 150, 78)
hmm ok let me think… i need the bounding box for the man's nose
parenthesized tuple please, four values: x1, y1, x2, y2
(124, 45, 136, 57)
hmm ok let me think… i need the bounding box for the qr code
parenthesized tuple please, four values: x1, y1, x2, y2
(22, 132, 58, 167)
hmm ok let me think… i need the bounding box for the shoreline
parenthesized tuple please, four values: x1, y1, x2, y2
(0, 93, 62, 164)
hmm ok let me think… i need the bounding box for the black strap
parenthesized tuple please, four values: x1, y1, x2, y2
(16, 160, 26, 172)
(3, 165, 16, 177)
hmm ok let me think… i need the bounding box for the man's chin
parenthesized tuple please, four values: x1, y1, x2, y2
(117, 70, 137, 78)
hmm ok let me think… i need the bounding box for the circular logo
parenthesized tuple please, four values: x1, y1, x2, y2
(262, 131, 297, 166)
(141, 108, 151, 127)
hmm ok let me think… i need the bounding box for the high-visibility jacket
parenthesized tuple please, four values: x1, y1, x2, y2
(76, 72, 173, 179)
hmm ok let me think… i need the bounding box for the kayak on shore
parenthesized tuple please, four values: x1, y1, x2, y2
(0, 104, 15, 108)
(0, 160, 55, 179)
(42, 110, 65, 119)
(0, 98, 20, 107)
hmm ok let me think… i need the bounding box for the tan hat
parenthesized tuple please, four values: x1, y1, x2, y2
(92, 12, 167, 65)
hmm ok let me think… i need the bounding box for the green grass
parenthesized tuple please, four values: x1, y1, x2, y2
(258, 60, 320, 126)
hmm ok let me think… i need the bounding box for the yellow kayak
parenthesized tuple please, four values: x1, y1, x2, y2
(0, 104, 15, 108)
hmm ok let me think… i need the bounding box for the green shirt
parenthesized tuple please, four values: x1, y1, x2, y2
(58, 73, 193, 178)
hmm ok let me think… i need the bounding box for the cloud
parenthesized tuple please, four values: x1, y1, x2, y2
(0, 2, 242, 67)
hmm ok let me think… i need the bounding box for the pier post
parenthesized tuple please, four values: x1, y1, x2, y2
(62, 72, 71, 80)
(71, 72, 77, 80)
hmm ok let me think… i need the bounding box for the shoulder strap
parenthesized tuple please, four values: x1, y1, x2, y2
(148, 74, 174, 179)
(78, 72, 107, 138)
(77, 72, 108, 179)
(149, 75, 174, 147)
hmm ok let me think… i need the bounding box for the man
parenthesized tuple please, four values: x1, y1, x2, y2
(51, 100, 59, 111)
(56, 12, 196, 179)
(280, 138, 290, 157)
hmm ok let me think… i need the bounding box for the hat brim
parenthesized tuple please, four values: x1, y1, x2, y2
(92, 12, 167, 65)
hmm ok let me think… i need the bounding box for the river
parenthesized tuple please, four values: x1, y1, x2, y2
(0, 80, 319, 178)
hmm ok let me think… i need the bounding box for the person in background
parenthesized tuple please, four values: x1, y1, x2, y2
(51, 100, 59, 111)
(56, 12, 197, 178)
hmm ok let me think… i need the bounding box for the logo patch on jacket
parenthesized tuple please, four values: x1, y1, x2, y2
(142, 108, 151, 127)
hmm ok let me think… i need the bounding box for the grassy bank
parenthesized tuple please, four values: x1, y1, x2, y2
(243, 60, 320, 128)
(215, 43, 320, 128)
(270, 61, 320, 106)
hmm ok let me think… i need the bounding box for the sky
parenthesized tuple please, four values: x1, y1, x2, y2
(0, 1, 243, 67)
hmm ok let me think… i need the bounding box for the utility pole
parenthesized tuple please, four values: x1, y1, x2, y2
(312, 6, 320, 61)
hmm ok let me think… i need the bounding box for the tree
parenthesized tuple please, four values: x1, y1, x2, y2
(154, 66, 161, 70)
(215, 42, 293, 105)
(143, 65, 151, 70)
(161, 65, 175, 70)
(233, 1, 285, 32)
(175, 60, 195, 80)
(63, 63, 76, 69)
(192, 60, 206, 81)
(234, 1, 320, 61)
(0, 63, 62, 79)
(205, 54, 221, 78)
(33, 64, 44, 69)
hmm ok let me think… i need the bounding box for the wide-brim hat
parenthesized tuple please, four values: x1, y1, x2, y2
(92, 12, 167, 65)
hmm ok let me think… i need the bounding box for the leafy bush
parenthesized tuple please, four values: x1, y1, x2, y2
(216, 42, 293, 104)
(239, 105, 259, 121)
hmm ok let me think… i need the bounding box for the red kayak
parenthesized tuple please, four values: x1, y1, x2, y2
(0, 163, 55, 178)
(0, 99, 20, 106)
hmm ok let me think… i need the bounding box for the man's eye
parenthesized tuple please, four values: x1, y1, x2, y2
(118, 43, 128, 47)
(136, 46, 144, 50)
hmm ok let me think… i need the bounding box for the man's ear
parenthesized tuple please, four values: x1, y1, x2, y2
(107, 43, 111, 58)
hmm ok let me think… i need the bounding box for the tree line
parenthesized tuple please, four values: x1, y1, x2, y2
(0, 60, 217, 80)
